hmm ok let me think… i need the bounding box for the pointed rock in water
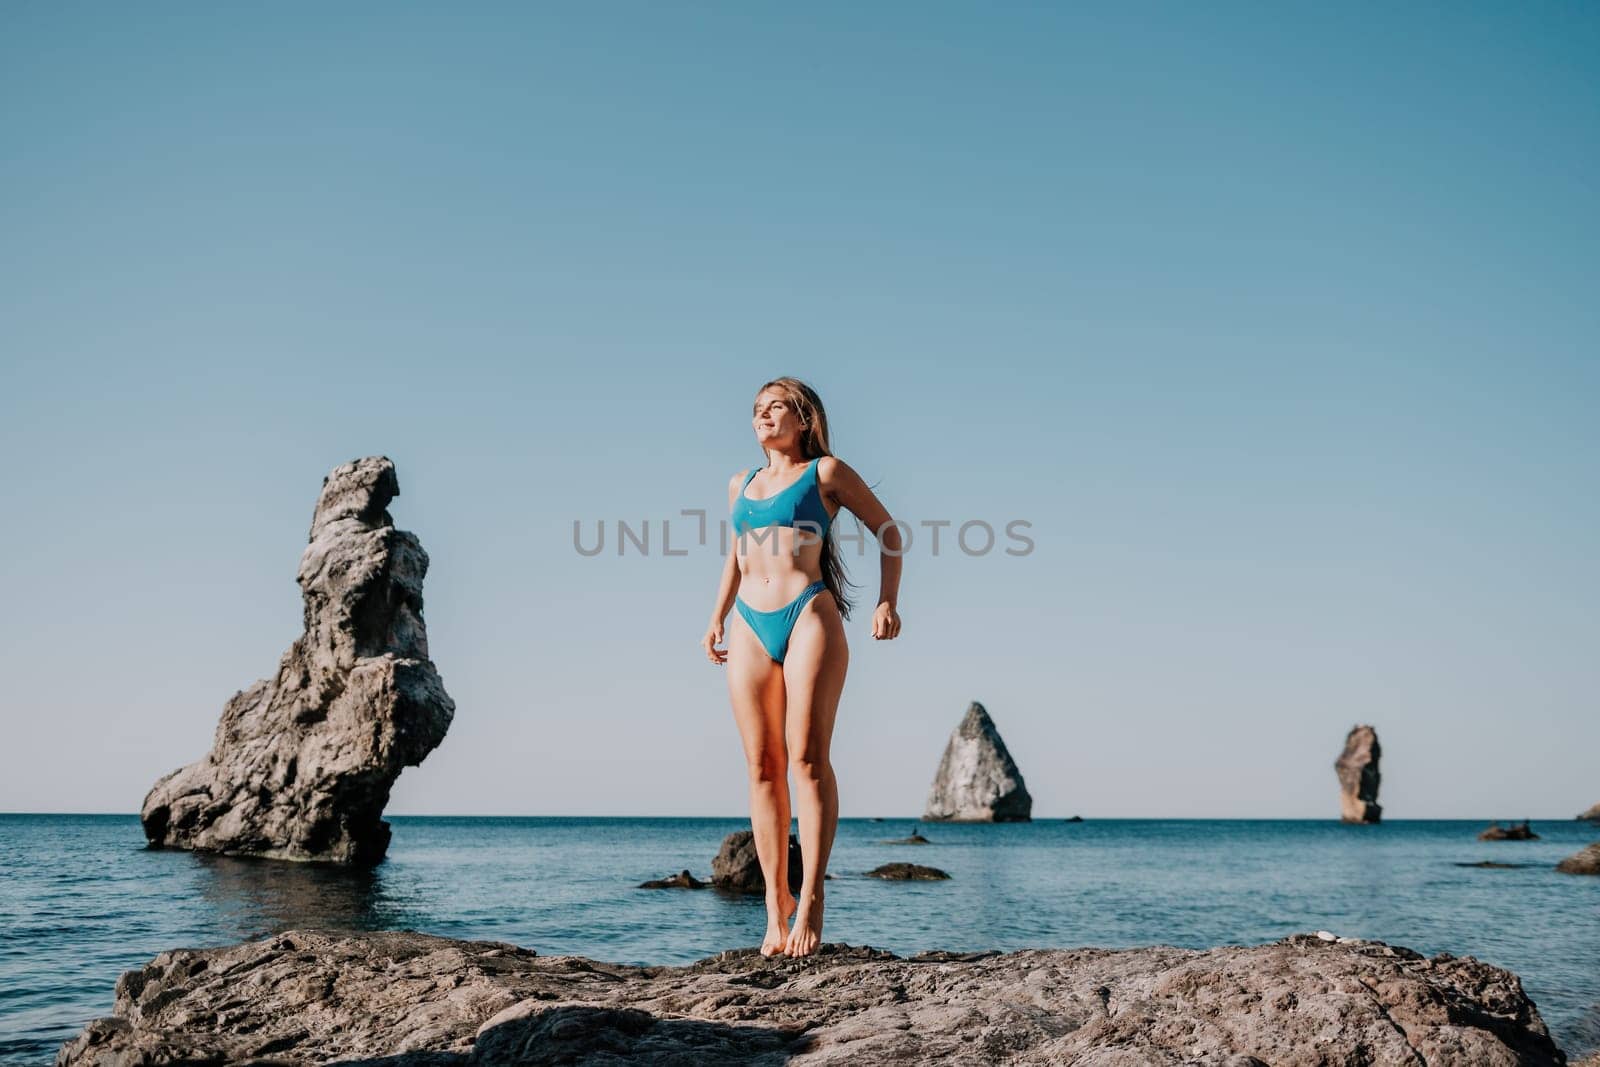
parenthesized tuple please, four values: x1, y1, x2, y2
(711, 830, 802, 894)
(1334, 724, 1382, 824)
(1557, 843, 1600, 875)
(923, 702, 1032, 822)
(1577, 803, 1600, 822)
(139, 457, 455, 866)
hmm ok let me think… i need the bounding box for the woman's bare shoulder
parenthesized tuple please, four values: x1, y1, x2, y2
(816, 455, 857, 483)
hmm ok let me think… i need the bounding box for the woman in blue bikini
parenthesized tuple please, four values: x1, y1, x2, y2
(701, 376, 904, 958)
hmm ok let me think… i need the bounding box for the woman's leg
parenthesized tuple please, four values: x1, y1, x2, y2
(725, 606, 795, 956)
(779, 591, 849, 957)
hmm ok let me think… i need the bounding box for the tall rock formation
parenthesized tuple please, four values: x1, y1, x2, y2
(140, 457, 455, 865)
(923, 702, 1032, 822)
(1335, 724, 1382, 824)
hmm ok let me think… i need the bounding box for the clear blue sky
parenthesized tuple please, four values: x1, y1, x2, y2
(2, 3, 1595, 818)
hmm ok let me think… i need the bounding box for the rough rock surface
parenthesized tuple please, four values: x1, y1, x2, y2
(923, 702, 1032, 822)
(1335, 724, 1383, 824)
(57, 929, 1569, 1066)
(712, 830, 803, 894)
(866, 863, 950, 881)
(1557, 843, 1600, 875)
(1480, 821, 1540, 841)
(1578, 804, 1600, 823)
(140, 457, 455, 866)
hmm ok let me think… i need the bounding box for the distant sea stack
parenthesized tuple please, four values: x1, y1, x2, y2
(140, 457, 455, 866)
(1335, 725, 1382, 824)
(1577, 803, 1600, 823)
(923, 702, 1032, 822)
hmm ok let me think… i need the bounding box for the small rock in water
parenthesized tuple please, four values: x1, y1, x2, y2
(638, 869, 707, 889)
(1478, 820, 1539, 841)
(712, 831, 802, 894)
(1455, 860, 1529, 869)
(866, 863, 950, 881)
(1556, 842, 1600, 875)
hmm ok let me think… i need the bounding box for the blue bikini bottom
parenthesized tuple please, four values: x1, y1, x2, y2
(735, 580, 829, 664)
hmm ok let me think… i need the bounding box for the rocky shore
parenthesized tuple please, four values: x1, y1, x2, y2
(58, 928, 1571, 1065)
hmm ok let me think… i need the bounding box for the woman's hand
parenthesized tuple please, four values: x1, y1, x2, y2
(871, 601, 901, 641)
(702, 620, 727, 665)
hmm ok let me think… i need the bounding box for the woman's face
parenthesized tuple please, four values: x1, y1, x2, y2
(752, 389, 804, 447)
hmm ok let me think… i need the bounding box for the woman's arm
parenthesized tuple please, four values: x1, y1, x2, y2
(819, 456, 903, 640)
(701, 470, 749, 664)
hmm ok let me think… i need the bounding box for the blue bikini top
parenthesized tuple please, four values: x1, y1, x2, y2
(732, 457, 833, 537)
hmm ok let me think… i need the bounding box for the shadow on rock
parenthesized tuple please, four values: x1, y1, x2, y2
(329, 1055, 469, 1066)
(468, 1004, 805, 1065)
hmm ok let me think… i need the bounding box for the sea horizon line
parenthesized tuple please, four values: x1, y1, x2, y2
(1, 811, 1586, 822)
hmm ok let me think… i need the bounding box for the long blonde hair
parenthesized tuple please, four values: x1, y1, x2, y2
(756, 376, 857, 620)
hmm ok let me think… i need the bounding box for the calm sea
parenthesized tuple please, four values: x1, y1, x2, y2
(2, 814, 1597, 1064)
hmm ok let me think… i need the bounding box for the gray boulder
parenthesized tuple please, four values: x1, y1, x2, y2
(140, 456, 454, 865)
(1335, 724, 1383, 824)
(923, 702, 1032, 822)
(56, 929, 1568, 1065)
(712, 830, 802, 894)
(1557, 843, 1600, 875)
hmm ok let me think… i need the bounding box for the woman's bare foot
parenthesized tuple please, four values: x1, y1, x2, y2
(784, 889, 824, 957)
(760, 892, 797, 957)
